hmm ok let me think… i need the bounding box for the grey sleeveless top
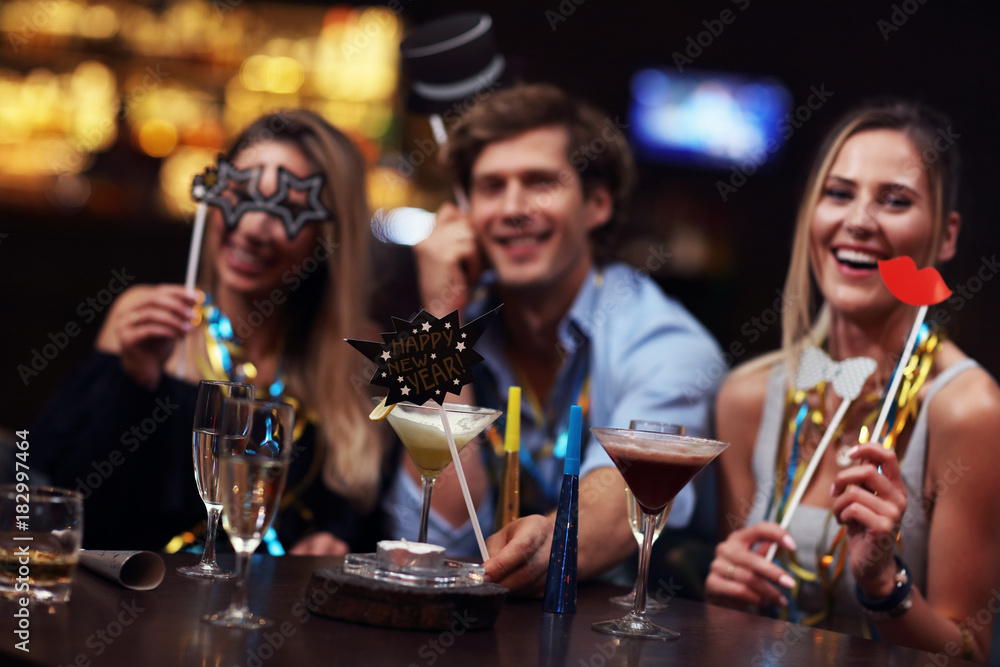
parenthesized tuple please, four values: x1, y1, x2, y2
(746, 358, 980, 634)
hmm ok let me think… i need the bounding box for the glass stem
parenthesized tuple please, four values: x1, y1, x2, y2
(628, 580, 640, 601)
(231, 549, 251, 614)
(202, 505, 222, 565)
(627, 532, 644, 602)
(418, 477, 435, 543)
(632, 511, 657, 618)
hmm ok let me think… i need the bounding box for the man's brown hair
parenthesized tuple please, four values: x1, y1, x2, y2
(445, 83, 635, 259)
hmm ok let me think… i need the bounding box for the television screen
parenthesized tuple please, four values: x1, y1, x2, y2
(628, 68, 792, 169)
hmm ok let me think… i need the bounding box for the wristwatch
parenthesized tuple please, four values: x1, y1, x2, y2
(856, 554, 914, 621)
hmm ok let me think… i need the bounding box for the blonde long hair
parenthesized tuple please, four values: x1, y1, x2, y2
(777, 99, 961, 380)
(197, 110, 383, 511)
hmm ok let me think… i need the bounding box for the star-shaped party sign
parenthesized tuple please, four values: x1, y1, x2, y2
(347, 307, 500, 406)
(191, 156, 329, 240)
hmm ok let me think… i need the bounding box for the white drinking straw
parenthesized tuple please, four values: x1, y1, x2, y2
(437, 403, 490, 562)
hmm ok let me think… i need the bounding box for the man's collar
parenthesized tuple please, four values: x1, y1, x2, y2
(465, 266, 604, 355)
(561, 266, 603, 354)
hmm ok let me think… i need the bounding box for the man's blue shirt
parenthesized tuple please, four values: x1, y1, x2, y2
(383, 262, 724, 556)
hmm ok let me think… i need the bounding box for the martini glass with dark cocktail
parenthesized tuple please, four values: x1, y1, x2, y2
(610, 421, 685, 610)
(379, 400, 501, 544)
(591, 427, 728, 640)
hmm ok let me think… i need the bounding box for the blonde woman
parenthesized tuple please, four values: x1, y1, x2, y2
(706, 100, 1000, 660)
(35, 110, 389, 555)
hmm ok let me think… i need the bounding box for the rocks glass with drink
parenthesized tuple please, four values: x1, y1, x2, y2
(0, 486, 83, 603)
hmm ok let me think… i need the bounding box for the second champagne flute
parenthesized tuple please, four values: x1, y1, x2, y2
(178, 380, 254, 579)
(204, 399, 294, 629)
(610, 421, 685, 610)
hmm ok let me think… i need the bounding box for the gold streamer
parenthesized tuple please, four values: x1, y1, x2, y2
(773, 328, 941, 628)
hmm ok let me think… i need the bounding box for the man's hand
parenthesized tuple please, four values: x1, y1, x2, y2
(413, 202, 481, 317)
(483, 468, 634, 595)
(484, 514, 553, 595)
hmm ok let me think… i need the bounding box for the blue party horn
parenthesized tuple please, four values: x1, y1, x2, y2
(542, 405, 581, 613)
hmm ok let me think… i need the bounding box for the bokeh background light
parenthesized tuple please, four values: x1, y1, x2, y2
(0, 0, 408, 217)
(1, 1, 996, 439)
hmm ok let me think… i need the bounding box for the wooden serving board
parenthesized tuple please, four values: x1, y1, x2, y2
(304, 566, 508, 631)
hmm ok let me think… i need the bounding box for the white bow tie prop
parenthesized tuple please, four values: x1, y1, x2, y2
(765, 346, 877, 563)
(794, 347, 878, 401)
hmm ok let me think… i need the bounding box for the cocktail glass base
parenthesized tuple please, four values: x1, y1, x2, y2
(592, 612, 680, 640)
(177, 561, 236, 580)
(203, 608, 272, 629)
(344, 552, 485, 588)
(609, 590, 668, 611)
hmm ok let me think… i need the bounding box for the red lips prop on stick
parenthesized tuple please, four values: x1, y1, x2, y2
(871, 257, 952, 445)
(878, 256, 952, 306)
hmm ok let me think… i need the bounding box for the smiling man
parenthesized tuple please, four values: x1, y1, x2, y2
(383, 84, 724, 593)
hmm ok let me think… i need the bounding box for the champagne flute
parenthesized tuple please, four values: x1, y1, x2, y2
(205, 399, 294, 629)
(591, 427, 728, 639)
(610, 421, 685, 610)
(178, 380, 254, 579)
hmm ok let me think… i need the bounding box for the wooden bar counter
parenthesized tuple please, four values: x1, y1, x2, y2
(0, 554, 974, 666)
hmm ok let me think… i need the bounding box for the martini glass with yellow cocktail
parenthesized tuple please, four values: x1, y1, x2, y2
(377, 400, 500, 544)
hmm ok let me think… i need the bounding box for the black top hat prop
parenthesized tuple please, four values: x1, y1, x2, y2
(400, 12, 507, 117)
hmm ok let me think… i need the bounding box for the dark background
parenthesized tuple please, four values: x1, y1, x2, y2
(3, 0, 998, 431)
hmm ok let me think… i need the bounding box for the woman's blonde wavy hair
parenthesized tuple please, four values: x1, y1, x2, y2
(774, 99, 961, 381)
(197, 109, 383, 512)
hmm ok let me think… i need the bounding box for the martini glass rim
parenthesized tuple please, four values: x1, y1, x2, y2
(198, 379, 249, 389)
(591, 426, 729, 450)
(372, 397, 502, 418)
